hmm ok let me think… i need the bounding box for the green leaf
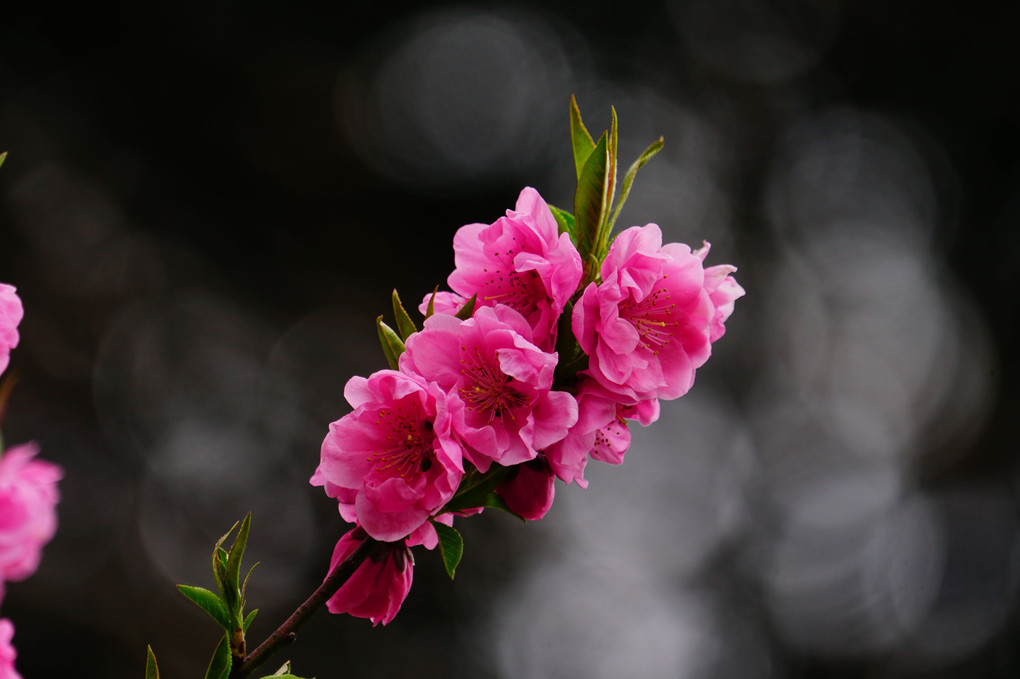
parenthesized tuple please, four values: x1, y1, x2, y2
(482, 492, 526, 521)
(223, 513, 252, 616)
(607, 137, 664, 231)
(573, 132, 609, 279)
(391, 289, 418, 340)
(548, 204, 576, 241)
(241, 562, 260, 603)
(259, 662, 312, 678)
(444, 465, 511, 513)
(593, 107, 619, 260)
(432, 522, 464, 580)
(425, 286, 438, 319)
(569, 95, 596, 179)
(376, 316, 405, 370)
(454, 293, 477, 320)
(244, 608, 258, 632)
(204, 634, 232, 679)
(0, 152, 7, 169)
(144, 646, 160, 679)
(177, 584, 232, 631)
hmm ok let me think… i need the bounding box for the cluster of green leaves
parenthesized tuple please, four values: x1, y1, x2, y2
(146, 515, 308, 679)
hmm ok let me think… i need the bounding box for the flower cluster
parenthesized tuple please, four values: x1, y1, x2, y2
(311, 175, 743, 624)
(0, 284, 62, 679)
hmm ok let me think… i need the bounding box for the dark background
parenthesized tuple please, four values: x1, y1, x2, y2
(2, 1, 1019, 677)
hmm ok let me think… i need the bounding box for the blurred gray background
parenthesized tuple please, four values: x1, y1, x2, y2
(2, 1, 1019, 677)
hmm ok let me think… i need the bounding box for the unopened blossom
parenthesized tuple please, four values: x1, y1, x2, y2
(312, 370, 464, 543)
(0, 285, 22, 377)
(427, 187, 582, 351)
(573, 225, 742, 402)
(495, 455, 556, 521)
(0, 620, 21, 679)
(0, 443, 61, 604)
(323, 527, 413, 626)
(400, 306, 577, 472)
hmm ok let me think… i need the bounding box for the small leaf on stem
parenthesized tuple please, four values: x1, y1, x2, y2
(432, 522, 464, 580)
(454, 293, 477, 320)
(205, 634, 232, 679)
(548, 204, 576, 241)
(569, 95, 596, 179)
(390, 289, 418, 340)
(376, 317, 406, 370)
(177, 584, 233, 631)
(607, 137, 664, 231)
(244, 608, 259, 633)
(144, 646, 160, 679)
(425, 286, 439, 319)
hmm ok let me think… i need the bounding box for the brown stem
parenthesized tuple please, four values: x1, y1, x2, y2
(229, 536, 381, 679)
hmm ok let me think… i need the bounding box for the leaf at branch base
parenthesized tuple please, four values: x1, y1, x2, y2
(204, 634, 232, 679)
(391, 289, 418, 340)
(607, 137, 664, 231)
(177, 584, 233, 631)
(548, 204, 576, 241)
(376, 317, 406, 370)
(454, 294, 477, 320)
(145, 646, 160, 679)
(569, 95, 596, 179)
(432, 522, 464, 580)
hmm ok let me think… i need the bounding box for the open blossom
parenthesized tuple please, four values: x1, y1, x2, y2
(323, 527, 413, 627)
(545, 379, 659, 484)
(0, 443, 61, 604)
(312, 370, 464, 543)
(424, 187, 582, 351)
(400, 305, 577, 472)
(573, 225, 743, 403)
(0, 285, 22, 377)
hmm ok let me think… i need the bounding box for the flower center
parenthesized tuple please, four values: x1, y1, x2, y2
(481, 269, 543, 316)
(620, 287, 678, 354)
(369, 405, 435, 479)
(458, 346, 530, 423)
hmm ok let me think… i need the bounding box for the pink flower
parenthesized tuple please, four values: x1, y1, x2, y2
(0, 285, 23, 377)
(312, 370, 464, 543)
(698, 243, 745, 343)
(573, 225, 742, 402)
(425, 187, 582, 351)
(545, 380, 659, 482)
(400, 306, 577, 472)
(323, 527, 413, 626)
(0, 443, 61, 603)
(0, 620, 21, 679)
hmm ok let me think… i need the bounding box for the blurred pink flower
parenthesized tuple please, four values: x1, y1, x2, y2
(312, 370, 464, 543)
(0, 443, 61, 603)
(0, 620, 21, 679)
(323, 527, 413, 627)
(401, 306, 577, 472)
(0, 285, 23, 377)
(429, 187, 582, 351)
(573, 226, 741, 402)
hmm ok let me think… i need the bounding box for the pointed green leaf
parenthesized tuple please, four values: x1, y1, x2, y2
(454, 293, 477, 320)
(391, 289, 418, 340)
(376, 316, 405, 370)
(607, 137, 664, 231)
(425, 286, 438, 319)
(145, 646, 160, 679)
(244, 608, 259, 632)
(569, 95, 596, 179)
(213, 520, 238, 590)
(483, 492, 526, 521)
(594, 107, 619, 260)
(241, 562, 260, 603)
(574, 132, 609, 277)
(548, 204, 576, 241)
(204, 634, 232, 679)
(0, 152, 7, 169)
(222, 513, 251, 616)
(177, 584, 233, 631)
(432, 522, 464, 580)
